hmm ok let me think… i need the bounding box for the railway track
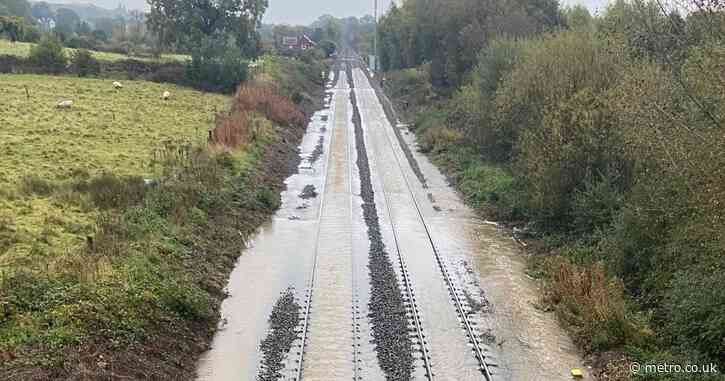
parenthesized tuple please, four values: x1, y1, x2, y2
(345, 57, 433, 380)
(291, 67, 344, 381)
(291, 59, 493, 381)
(351, 64, 495, 380)
(385, 210, 435, 380)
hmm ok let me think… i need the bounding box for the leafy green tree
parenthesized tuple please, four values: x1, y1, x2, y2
(147, 0, 267, 91)
(0, 15, 23, 41)
(93, 17, 116, 37)
(70, 49, 100, 77)
(54, 8, 80, 36)
(147, 0, 268, 59)
(28, 33, 68, 74)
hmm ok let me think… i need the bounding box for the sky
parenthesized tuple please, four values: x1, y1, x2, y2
(49, 0, 611, 25)
(264, 0, 397, 25)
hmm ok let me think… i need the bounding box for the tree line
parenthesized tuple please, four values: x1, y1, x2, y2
(0, 0, 158, 56)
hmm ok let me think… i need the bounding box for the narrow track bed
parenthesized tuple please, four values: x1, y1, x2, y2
(346, 61, 418, 381)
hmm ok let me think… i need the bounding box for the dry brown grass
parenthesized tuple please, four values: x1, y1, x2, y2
(209, 83, 305, 149)
(544, 257, 644, 352)
(233, 84, 305, 127)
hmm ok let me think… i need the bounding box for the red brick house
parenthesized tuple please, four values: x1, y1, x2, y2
(281, 35, 317, 51)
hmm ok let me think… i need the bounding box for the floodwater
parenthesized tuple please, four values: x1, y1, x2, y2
(354, 68, 587, 380)
(195, 72, 342, 381)
(195, 66, 586, 380)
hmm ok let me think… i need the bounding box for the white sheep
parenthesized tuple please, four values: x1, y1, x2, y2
(112, 81, 123, 89)
(161, 91, 171, 100)
(56, 100, 73, 109)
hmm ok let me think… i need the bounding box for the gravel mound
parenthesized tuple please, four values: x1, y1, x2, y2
(298, 184, 318, 199)
(257, 288, 301, 381)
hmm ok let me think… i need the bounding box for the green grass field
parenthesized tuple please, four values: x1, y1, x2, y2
(0, 39, 189, 63)
(0, 74, 229, 266)
(0, 51, 324, 380)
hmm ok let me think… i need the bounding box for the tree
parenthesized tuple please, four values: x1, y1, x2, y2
(93, 17, 116, 37)
(0, 15, 23, 41)
(54, 7, 80, 36)
(29, 33, 68, 73)
(77, 20, 92, 36)
(147, 0, 268, 59)
(128, 10, 145, 44)
(564, 5, 592, 30)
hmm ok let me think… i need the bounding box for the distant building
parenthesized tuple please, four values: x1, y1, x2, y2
(280, 35, 317, 51)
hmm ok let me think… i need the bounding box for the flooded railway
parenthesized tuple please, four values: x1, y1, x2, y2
(196, 59, 585, 381)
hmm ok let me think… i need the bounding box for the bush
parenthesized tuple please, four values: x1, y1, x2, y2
(74, 173, 146, 210)
(666, 265, 725, 362)
(420, 127, 463, 154)
(66, 36, 94, 50)
(20, 25, 41, 43)
(517, 88, 630, 229)
(187, 49, 249, 93)
(544, 257, 646, 353)
(28, 34, 68, 74)
(458, 163, 525, 220)
(449, 37, 526, 161)
(494, 30, 626, 161)
(232, 84, 305, 127)
(70, 49, 100, 77)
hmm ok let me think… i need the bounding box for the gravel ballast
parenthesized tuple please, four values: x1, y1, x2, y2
(347, 62, 414, 381)
(257, 288, 302, 381)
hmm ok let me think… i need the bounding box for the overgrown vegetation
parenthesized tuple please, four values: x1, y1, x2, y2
(27, 33, 66, 73)
(378, 0, 725, 377)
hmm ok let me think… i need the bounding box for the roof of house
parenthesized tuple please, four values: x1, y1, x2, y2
(300, 34, 317, 46)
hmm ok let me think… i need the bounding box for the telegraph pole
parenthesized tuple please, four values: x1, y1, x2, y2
(373, 0, 378, 72)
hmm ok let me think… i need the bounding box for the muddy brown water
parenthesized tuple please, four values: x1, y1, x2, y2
(196, 68, 586, 380)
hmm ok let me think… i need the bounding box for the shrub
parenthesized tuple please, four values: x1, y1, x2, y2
(20, 25, 41, 43)
(449, 37, 526, 161)
(517, 88, 630, 229)
(66, 36, 94, 50)
(233, 84, 305, 127)
(210, 111, 253, 148)
(545, 257, 645, 352)
(458, 163, 525, 220)
(186, 48, 249, 93)
(666, 265, 725, 362)
(420, 127, 463, 154)
(28, 34, 68, 74)
(77, 173, 146, 210)
(494, 30, 626, 161)
(70, 49, 100, 77)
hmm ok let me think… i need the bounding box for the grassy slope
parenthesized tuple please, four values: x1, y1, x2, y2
(0, 39, 189, 63)
(0, 74, 227, 266)
(0, 58, 323, 379)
